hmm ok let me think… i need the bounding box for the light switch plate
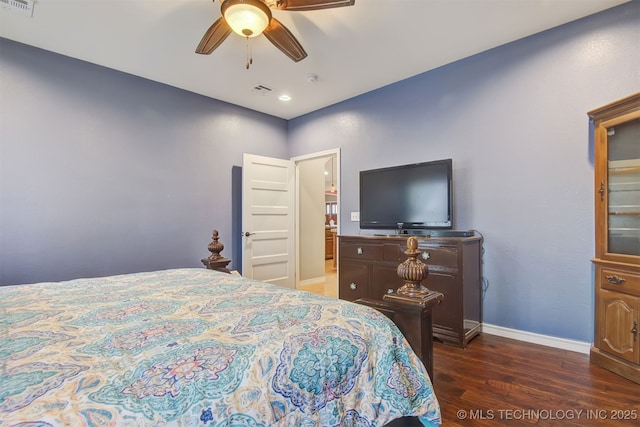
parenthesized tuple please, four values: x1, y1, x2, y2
(350, 212, 360, 221)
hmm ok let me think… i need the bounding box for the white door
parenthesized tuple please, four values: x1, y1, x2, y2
(242, 153, 295, 288)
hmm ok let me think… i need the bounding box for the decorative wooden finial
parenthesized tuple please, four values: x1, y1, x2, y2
(396, 236, 430, 297)
(206, 229, 224, 261)
(202, 229, 232, 272)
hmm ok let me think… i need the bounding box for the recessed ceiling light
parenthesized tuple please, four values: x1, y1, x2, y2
(279, 94, 292, 101)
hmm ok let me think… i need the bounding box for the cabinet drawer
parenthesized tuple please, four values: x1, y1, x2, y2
(382, 243, 405, 262)
(601, 268, 640, 296)
(418, 244, 459, 268)
(338, 261, 369, 301)
(371, 265, 404, 299)
(340, 243, 382, 260)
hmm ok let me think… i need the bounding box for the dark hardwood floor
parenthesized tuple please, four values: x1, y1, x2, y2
(428, 334, 640, 426)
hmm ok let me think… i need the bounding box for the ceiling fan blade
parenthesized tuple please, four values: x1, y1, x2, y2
(275, 0, 355, 11)
(195, 17, 232, 54)
(263, 18, 308, 62)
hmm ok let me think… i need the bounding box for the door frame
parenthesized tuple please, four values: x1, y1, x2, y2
(291, 148, 341, 288)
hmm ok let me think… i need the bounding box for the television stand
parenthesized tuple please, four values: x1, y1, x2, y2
(339, 234, 483, 347)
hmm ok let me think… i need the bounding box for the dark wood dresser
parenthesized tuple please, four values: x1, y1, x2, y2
(338, 234, 483, 347)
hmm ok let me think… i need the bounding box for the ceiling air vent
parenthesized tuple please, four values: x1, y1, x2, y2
(251, 84, 273, 96)
(0, 0, 34, 16)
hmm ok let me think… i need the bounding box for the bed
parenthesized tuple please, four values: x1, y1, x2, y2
(1, 262, 441, 425)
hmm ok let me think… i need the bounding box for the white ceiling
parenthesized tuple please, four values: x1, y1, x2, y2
(0, 0, 629, 120)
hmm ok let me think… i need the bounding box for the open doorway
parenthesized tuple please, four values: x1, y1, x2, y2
(293, 149, 340, 298)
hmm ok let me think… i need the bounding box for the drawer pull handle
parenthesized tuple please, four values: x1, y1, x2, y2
(387, 288, 394, 294)
(422, 252, 430, 260)
(357, 247, 363, 255)
(350, 283, 357, 290)
(605, 275, 626, 285)
(632, 321, 638, 342)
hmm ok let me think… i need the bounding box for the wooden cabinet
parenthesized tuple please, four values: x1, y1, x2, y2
(325, 228, 336, 260)
(589, 92, 640, 384)
(338, 234, 482, 347)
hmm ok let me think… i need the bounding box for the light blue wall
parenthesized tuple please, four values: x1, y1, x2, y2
(288, 3, 640, 342)
(0, 39, 288, 285)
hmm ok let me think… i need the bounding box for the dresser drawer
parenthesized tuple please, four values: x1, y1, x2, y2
(340, 242, 382, 260)
(600, 268, 640, 296)
(338, 260, 369, 301)
(382, 243, 405, 262)
(417, 244, 459, 268)
(371, 264, 404, 298)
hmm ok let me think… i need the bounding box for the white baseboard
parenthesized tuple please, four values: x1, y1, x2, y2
(482, 323, 591, 355)
(297, 276, 325, 286)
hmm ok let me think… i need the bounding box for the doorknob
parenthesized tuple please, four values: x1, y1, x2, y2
(243, 232, 255, 237)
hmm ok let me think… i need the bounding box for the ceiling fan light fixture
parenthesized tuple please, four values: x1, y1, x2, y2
(222, 0, 272, 38)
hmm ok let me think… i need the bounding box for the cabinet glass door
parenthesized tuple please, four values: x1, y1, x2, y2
(606, 116, 640, 256)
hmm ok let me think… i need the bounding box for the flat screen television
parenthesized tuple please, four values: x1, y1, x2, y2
(359, 159, 453, 231)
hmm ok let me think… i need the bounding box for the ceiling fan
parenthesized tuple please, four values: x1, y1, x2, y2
(195, 0, 355, 66)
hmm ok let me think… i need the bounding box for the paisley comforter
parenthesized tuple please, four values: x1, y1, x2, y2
(1, 268, 441, 426)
